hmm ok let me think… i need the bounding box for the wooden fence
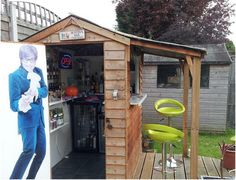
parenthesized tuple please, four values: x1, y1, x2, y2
(1, 0, 60, 41)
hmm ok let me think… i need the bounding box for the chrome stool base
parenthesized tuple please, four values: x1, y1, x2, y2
(159, 157, 183, 168)
(153, 165, 175, 173)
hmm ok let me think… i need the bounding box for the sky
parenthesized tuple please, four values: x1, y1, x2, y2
(14, 0, 236, 44)
(23, 0, 118, 30)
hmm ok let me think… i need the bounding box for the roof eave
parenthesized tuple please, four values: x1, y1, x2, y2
(130, 39, 206, 59)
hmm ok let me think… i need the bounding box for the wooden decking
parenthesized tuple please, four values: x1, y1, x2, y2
(134, 152, 235, 179)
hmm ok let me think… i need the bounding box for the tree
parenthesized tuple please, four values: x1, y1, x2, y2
(226, 41, 235, 55)
(114, 0, 235, 44)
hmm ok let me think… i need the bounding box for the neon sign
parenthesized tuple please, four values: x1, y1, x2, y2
(59, 53, 72, 69)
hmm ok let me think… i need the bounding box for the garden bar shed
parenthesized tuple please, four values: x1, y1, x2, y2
(23, 15, 206, 179)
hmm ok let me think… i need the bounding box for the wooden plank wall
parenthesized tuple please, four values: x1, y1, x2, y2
(1, 0, 10, 41)
(1, 15, 10, 41)
(126, 52, 143, 178)
(104, 41, 127, 179)
(142, 65, 230, 132)
(1, 14, 42, 41)
(127, 105, 142, 178)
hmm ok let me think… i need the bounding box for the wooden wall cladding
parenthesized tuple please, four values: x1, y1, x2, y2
(127, 105, 142, 178)
(104, 41, 128, 178)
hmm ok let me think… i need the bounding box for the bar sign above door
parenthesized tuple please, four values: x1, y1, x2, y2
(59, 29, 85, 40)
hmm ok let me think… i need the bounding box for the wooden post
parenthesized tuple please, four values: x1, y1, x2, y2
(190, 57, 201, 178)
(183, 60, 190, 157)
(39, 6, 43, 27)
(104, 41, 127, 179)
(9, 2, 18, 41)
(23, 2, 27, 22)
(29, 2, 33, 24)
(44, 8, 47, 26)
(33, 4, 37, 24)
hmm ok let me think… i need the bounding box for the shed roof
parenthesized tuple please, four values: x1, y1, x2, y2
(144, 44, 232, 65)
(22, 15, 206, 59)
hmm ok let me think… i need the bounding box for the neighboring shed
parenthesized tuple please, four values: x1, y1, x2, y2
(22, 15, 206, 179)
(142, 44, 232, 132)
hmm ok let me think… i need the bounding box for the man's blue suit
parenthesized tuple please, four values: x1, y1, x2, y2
(9, 66, 48, 179)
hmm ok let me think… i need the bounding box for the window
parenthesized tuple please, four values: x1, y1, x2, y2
(157, 64, 210, 89)
(130, 57, 140, 94)
(190, 65, 210, 88)
(157, 65, 181, 88)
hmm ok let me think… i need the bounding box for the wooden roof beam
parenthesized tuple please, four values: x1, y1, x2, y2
(24, 17, 72, 42)
(186, 55, 193, 76)
(24, 16, 130, 45)
(70, 17, 130, 45)
(131, 39, 203, 58)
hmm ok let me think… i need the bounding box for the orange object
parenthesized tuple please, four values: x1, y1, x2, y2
(65, 85, 78, 96)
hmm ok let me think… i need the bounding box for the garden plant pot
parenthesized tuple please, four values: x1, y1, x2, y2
(222, 148, 235, 170)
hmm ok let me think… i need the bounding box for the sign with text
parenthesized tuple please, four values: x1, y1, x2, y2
(59, 30, 85, 40)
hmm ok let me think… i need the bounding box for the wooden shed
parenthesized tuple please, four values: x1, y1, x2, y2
(142, 44, 232, 132)
(23, 15, 206, 179)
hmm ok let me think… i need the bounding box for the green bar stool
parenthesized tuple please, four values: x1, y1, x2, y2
(154, 98, 185, 168)
(143, 124, 184, 179)
(154, 98, 185, 126)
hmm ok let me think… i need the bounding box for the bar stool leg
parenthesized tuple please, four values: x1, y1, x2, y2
(162, 143, 167, 179)
(166, 117, 183, 168)
(154, 142, 174, 178)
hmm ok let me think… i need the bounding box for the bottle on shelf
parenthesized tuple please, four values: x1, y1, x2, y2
(94, 72, 99, 93)
(93, 135, 96, 149)
(90, 75, 96, 93)
(57, 108, 64, 126)
(99, 74, 104, 93)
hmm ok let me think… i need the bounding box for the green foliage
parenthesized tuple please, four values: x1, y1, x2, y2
(148, 128, 235, 158)
(114, 0, 235, 44)
(226, 41, 235, 55)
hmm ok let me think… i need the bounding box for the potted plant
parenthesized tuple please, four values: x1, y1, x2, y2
(219, 141, 235, 170)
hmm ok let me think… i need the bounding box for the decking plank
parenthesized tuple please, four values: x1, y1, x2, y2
(140, 152, 155, 179)
(202, 156, 219, 177)
(165, 157, 175, 180)
(138, 153, 229, 180)
(197, 156, 208, 178)
(133, 152, 146, 179)
(152, 153, 162, 179)
(174, 154, 186, 179)
(151, 153, 175, 179)
(212, 158, 231, 178)
(183, 157, 190, 179)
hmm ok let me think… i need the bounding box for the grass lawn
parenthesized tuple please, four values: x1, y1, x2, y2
(146, 128, 235, 159)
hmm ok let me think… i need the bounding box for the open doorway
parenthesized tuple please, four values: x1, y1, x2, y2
(45, 43, 105, 179)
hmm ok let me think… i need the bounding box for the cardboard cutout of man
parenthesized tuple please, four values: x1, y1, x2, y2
(8, 45, 48, 179)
